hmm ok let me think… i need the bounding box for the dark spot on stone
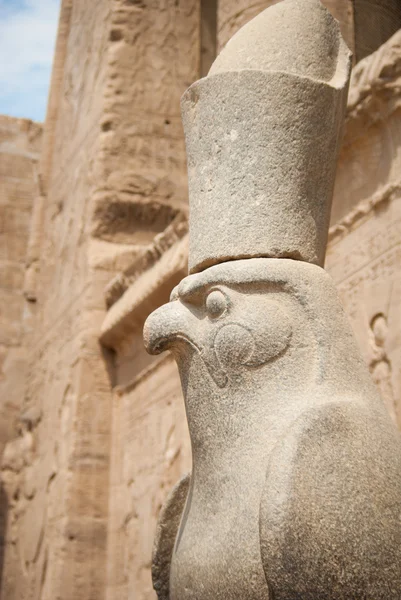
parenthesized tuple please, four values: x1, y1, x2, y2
(109, 29, 123, 42)
(125, 0, 145, 7)
(101, 120, 112, 132)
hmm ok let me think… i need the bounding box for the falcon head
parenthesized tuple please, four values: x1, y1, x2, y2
(143, 260, 293, 389)
(144, 257, 378, 416)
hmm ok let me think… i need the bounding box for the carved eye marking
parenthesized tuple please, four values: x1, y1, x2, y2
(206, 290, 227, 319)
(213, 303, 292, 372)
(214, 324, 255, 367)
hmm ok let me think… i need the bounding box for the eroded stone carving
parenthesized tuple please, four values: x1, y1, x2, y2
(143, 1, 401, 598)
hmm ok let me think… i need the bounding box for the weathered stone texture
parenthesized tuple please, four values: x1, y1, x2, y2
(326, 29, 401, 426)
(217, 0, 355, 53)
(0, 1, 113, 597)
(332, 29, 401, 224)
(0, 115, 42, 594)
(92, 0, 199, 244)
(0, 115, 42, 457)
(327, 189, 401, 427)
(184, 0, 351, 272)
(106, 357, 190, 600)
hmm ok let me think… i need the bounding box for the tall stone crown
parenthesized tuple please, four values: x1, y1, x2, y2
(181, 0, 352, 273)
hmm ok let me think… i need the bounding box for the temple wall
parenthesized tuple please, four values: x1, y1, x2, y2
(326, 29, 401, 429)
(107, 356, 190, 599)
(0, 1, 113, 597)
(0, 116, 42, 459)
(331, 30, 401, 224)
(353, 0, 401, 61)
(326, 189, 401, 427)
(102, 0, 201, 591)
(0, 116, 42, 590)
(0, 1, 400, 600)
(102, 234, 189, 599)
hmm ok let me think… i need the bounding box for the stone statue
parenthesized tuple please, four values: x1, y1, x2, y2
(143, 1, 401, 598)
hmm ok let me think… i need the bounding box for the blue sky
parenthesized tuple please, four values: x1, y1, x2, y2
(0, 0, 60, 122)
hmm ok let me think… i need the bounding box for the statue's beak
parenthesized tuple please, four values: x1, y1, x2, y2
(143, 300, 228, 388)
(143, 300, 199, 355)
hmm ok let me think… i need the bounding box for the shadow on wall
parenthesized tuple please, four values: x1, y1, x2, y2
(354, 0, 401, 61)
(0, 484, 8, 591)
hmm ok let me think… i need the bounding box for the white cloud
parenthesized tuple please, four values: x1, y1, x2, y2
(0, 0, 60, 121)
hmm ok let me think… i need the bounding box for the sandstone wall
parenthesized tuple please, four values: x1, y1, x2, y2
(100, 0, 201, 593)
(102, 235, 189, 600)
(0, 0, 113, 597)
(0, 115, 42, 590)
(0, 116, 42, 458)
(331, 29, 401, 224)
(353, 0, 401, 61)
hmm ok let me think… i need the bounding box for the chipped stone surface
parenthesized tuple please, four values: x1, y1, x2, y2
(0, 115, 42, 458)
(332, 29, 401, 225)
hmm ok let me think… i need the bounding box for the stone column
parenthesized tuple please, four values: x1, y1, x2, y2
(144, 1, 401, 599)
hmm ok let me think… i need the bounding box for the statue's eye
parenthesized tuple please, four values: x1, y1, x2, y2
(206, 290, 227, 318)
